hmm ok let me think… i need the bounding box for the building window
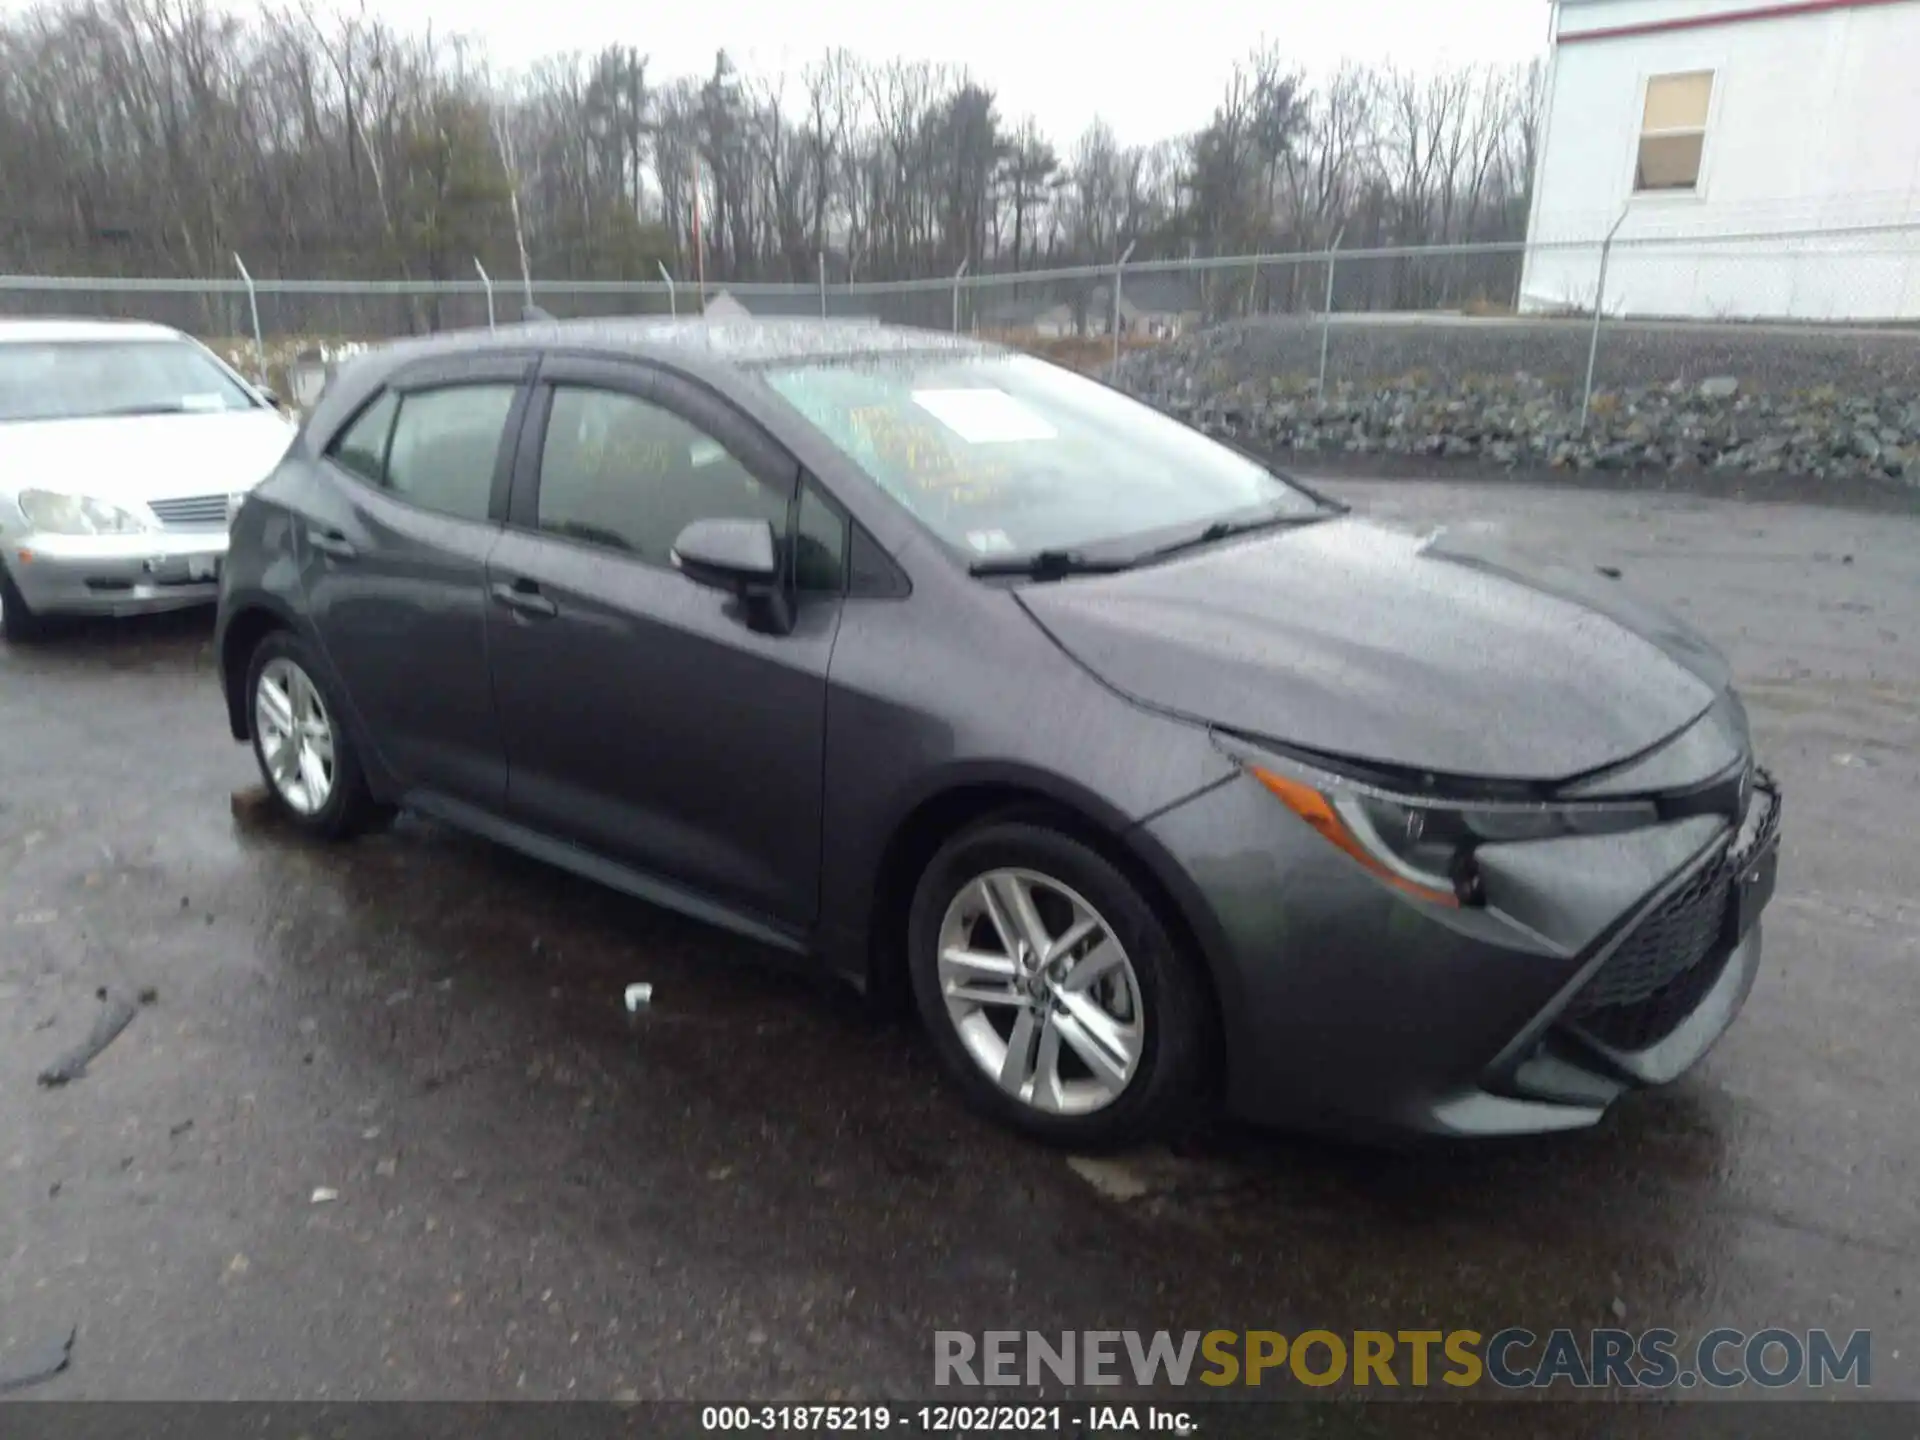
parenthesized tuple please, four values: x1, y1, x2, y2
(1635, 71, 1714, 193)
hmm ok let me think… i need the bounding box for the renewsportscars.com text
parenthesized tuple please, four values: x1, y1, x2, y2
(933, 1328, 1871, 1391)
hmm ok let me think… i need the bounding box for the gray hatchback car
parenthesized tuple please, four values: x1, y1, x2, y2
(215, 318, 1781, 1148)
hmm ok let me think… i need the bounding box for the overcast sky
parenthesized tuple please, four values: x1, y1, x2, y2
(356, 0, 1552, 147)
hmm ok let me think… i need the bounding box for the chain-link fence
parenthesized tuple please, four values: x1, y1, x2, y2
(4, 223, 1916, 409)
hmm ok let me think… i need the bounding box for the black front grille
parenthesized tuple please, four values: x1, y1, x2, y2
(1568, 772, 1780, 1052)
(149, 494, 228, 528)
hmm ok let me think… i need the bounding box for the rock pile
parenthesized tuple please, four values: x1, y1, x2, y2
(1110, 325, 1920, 487)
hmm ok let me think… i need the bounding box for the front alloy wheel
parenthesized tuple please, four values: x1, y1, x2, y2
(936, 869, 1145, 1116)
(908, 818, 1211, 1147)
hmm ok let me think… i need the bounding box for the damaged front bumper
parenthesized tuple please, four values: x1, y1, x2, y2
(1139, 760, 1782, 1140)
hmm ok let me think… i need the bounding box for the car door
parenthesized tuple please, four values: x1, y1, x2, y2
(485, 356, 848, 930)
(301, 351, 534, 806)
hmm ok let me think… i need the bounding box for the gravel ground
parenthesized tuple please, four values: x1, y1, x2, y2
(1170, 314, 1920, 402)
(1110, 315, 1920, 497)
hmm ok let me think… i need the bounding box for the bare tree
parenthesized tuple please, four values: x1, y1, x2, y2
(0, 0, 1542, 331)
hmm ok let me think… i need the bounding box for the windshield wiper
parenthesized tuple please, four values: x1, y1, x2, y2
(968, 548, 1138, 581)
(1139, 509, 1335, 564)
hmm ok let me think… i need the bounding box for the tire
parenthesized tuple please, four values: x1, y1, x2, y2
(907, 817, 1211, 1149)
(243, 629, 387, 840)
(0, 562, 51, 644)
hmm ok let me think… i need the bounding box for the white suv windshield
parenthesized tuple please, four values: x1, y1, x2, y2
(762, 352, 1320, 560)
(0, 339, 257, 423)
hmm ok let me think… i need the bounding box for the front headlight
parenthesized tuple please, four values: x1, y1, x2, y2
(17, 489, 155, 536)
(1231, 748, 1657, 908)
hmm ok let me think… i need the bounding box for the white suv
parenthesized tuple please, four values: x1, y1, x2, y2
(0, 318, 297, 641)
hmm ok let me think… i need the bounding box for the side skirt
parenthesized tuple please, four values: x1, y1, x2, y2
(403, 790, 812, 957)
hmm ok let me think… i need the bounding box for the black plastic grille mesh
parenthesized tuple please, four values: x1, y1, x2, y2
(1569, 773, 1780, 1052)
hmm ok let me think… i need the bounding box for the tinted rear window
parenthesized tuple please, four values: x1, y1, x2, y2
(384, 386, 516, 522)
(328, 391, 399, 483)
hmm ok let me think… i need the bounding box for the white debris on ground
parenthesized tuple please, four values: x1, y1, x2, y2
(1065, 1155, 1156, 1203)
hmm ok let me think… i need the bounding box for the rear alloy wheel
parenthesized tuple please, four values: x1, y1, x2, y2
(908, 820, 1210, 1148)
(245, 631, 385, 839)
(255, 655, 337, 815)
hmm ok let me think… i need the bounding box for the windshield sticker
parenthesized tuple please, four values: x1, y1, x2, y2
(841, 404, 1007, 492)
(964, 529, 1017, 555)
(179, 393, 229, 411)
(911, 388, 1057, 445)
(688, 437, 728, 467)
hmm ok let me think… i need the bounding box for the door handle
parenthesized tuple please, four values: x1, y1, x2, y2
(307, 527, 357, 560)
(490, 579, 558, 619)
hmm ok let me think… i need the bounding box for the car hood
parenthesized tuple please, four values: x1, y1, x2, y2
(1016, 515, 1728, 784)
(0, 409, 296, 506)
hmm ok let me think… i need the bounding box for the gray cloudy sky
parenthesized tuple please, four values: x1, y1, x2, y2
(370, 0, 1551, 146)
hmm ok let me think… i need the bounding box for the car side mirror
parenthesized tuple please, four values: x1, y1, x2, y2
(671, 518, 777, 593)
(672, 518, 792, 634)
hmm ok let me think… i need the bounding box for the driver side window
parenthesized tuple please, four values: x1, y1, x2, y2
(536, 385, 787, 568)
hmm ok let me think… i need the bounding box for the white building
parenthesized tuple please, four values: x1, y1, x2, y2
(1520, 0, 1920, 320)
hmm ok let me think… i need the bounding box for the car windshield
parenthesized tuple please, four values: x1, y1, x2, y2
(0, 338, 257, 423)
(761, 352, 1322, 562)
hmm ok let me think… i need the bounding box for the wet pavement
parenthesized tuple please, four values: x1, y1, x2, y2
(2, 479, 1916, 1408)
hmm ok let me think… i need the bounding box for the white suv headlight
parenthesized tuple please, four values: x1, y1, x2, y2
(18, 489, 155, 536)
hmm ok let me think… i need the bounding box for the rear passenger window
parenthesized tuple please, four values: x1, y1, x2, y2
(328, 391, 398, 484)
(383, 385, 516, 522)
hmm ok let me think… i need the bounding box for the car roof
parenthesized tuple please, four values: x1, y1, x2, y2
(0, 317, 187, 345)
(363, 316, 997, 374)
(306, 316, 1017, 509)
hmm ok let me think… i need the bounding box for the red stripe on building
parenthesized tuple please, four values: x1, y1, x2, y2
(1559, 0, 1917, 44)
